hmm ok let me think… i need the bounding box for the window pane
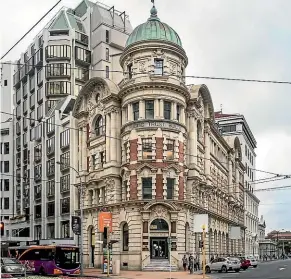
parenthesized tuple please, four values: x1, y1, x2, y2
(145, 100, 154, 119)
(154, 59, 163, 75)
(142, 178, 152, 199)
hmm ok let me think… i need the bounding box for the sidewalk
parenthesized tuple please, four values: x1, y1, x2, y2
(84, 268, 206, 279)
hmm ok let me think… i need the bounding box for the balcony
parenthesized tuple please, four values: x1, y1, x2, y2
(60, 129, 70, 149)
(75, 67, 89, 83)
(47, 180, 55, 198)
(45, 100, 58, 114)
(27, 56, 35, 75)
(37, 69, 43, 86)
(75, 31, 88, 45)
(45, 81, 71, 97)
(35, 48, 43, 66)
(20, 64, 28, 82)
(47, 158, 55, 177)
(37, 87, 43, 104)
(16, 88, 21, 104)
(13, 70, 21, 87)
(45, 63, 71, 79)
(45, 45, 71, 61)
(75, 46, 91, 66)
(46, 137, 55, 156)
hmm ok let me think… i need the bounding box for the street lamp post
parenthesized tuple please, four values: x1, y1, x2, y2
(56, 161, 84, 276)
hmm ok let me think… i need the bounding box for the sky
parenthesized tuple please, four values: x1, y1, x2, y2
(0, 0, 290, 232)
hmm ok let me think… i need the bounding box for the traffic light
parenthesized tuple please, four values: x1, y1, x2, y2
(199, 240, 204, 248)
(0, 222, 4, 236)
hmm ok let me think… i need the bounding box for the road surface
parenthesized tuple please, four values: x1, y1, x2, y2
(209, 259, 291, 279)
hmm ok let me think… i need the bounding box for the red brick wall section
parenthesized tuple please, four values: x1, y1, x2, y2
(155, 174, 164, 200)
(178, 176, 184, 200)
(130, 139, 138, 161)
(156, 138, 164, 160)
(130, 175, 138, 200)
(178, 141, 184, 163)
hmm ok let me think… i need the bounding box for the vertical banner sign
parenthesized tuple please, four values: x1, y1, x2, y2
(72, 216, 81, 235)
(98, 212, 112, 232)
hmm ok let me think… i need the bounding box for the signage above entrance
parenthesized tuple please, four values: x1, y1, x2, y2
(121, 120, 186, 134)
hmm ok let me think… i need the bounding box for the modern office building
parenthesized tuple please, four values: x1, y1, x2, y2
(0, 62, 14, 238)
(9, 0, 132, 240)
(73, 3, 246, 270)
(215, 112, 260, 256)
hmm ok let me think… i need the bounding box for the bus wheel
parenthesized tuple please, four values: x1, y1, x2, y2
(39, 267, 46, 276)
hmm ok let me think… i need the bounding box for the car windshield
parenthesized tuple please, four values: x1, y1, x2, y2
(2, 258, 20, 265)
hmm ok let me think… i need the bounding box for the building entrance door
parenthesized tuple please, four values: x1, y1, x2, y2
(150, 238, 168, 259)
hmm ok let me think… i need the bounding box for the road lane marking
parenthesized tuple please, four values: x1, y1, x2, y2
(279, 267, 286, 270)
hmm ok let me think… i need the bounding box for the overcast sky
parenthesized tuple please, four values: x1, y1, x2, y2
(1, 0, 290, 232)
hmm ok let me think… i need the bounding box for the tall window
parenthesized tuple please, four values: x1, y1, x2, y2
(122, 223, 129, 251)
(166, 178, 174, 199)
(142, 178, 152, 199)
(105, 30, 110, 43)
(166, 139, 174, 160)
(145, 100, 154, 119)
(127, 64, 133, 79)
(132, 102, 139, 120)
(164, 101, 171, 120)
(177, 104, 181, 121)
(106, 66, 109, 78)
(142, 139, 152, 159)
(94, 115, 104, 136)
(106, 48, 109, 61)
(154, 59, 163, 75)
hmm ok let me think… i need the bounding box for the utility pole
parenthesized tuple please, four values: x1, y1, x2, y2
(202, 225, 206, 279)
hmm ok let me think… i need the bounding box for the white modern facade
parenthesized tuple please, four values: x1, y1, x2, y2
(73, 3, 246, 270)
(215, 112, 260, 257)
(8, 0, 132, 241)
(0, 62, 14, 238)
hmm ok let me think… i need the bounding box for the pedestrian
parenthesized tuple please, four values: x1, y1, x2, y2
(182, 255, 188, 271)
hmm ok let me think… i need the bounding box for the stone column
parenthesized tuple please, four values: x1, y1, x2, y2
(172, 102, 177, 120)
(81, 125, 87, 172)
(181, 107, 185, 125)
(110, 111, 117, 162)
(204, 125, 211, 179)
(228, 157, 233, 195)
(159, 99, 164, 119)
(139, 100, 145, 119)
(106, 113, 111, 162)
(188, 114, 197, 169)
(154, 99, 159, 119)
(235, 163, 240, 199)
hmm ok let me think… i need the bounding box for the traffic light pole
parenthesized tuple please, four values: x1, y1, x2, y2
(202, 225, 206, 279)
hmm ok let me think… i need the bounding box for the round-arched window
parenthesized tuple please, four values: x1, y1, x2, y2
(150, 219, 169, 231)
(94, 115, 104, 136)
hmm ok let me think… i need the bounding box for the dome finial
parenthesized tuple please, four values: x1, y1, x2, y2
(149, 0, 159, 20)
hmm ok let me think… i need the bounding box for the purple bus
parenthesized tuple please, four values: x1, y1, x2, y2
(8, 245, 80, 276)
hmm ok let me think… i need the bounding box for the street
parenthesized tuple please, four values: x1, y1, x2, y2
(209, 259, 291, 279)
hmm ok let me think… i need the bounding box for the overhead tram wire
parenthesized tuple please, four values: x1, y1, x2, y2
(0, 0, 62, 60)
(3, 61, 291, 85)
(1, 110, 290, 181)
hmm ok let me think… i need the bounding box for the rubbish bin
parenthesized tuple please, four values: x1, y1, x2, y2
(113, 259, 120, 275)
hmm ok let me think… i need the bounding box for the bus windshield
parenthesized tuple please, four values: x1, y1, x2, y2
(55, 247, 80, 270)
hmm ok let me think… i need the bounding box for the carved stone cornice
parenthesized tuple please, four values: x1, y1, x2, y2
(118, 81, 190, 101)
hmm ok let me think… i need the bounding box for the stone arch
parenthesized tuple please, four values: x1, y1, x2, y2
(150, 218, 169, 231)
(143, 200, 179, 212)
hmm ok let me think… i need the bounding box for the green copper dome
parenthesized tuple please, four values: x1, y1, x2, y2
(125, 5, 182, 48)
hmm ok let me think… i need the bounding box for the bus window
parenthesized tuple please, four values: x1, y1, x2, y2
(20, 249, 39, 261)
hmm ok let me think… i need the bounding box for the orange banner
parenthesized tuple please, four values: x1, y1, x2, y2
(98, 212, 112, 232)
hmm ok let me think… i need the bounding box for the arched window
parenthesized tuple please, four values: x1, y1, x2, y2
(150, 219, 169, 231)
(123, 223, 129, 251)
(94, 115, 104, 136)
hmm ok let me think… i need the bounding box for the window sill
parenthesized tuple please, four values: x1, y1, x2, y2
(149, 74, 169, 81)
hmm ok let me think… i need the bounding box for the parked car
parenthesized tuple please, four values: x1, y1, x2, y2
(246, 256, 258, 268)
(0, 258, 26, 277)
(238, 257, 251, 270)
(205, 257, 241, 273)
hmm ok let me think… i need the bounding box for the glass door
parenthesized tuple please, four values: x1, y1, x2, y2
(151, 238, 168, 259)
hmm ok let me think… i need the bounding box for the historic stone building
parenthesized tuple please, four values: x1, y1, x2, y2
(72, 4, 245, 270)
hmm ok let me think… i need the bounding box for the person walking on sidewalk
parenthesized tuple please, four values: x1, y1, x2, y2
(182, 255, 188, 271)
